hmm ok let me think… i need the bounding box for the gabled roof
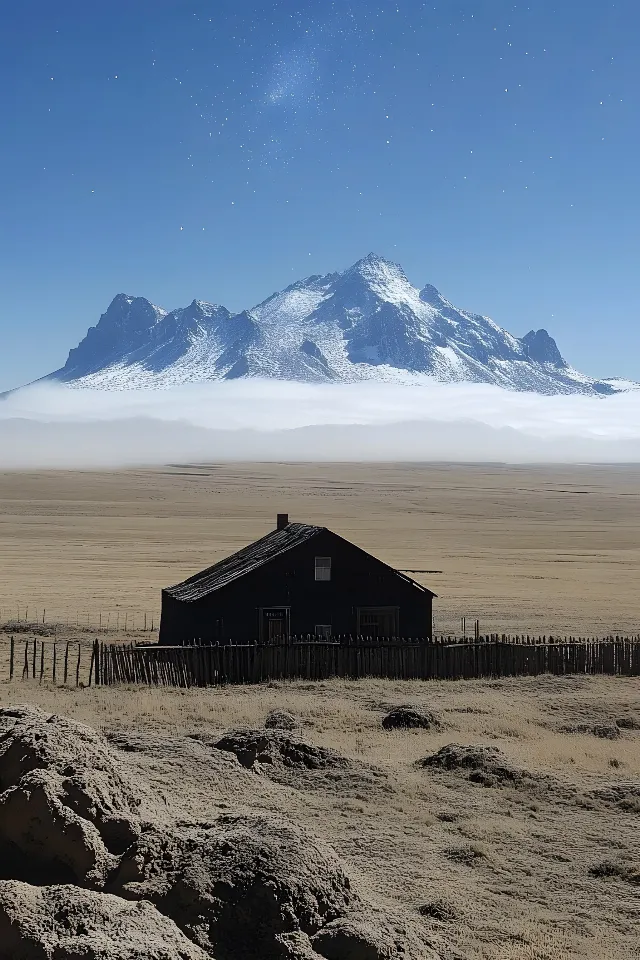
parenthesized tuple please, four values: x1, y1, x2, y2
(164, 522, 436, 602)
(165, 522, 323, 601)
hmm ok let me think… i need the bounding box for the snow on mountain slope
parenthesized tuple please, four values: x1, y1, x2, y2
(43, 254, 635, 395)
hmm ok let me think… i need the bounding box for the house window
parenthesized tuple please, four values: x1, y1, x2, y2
(357, 607, 399, 638)
(315, 557, 331, 581)
(315, 624, 332, 639)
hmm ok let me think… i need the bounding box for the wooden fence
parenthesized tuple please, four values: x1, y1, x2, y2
(6, 637, 94, 686)
(6, 635, 640, 688)
(93, 636, 640, 687)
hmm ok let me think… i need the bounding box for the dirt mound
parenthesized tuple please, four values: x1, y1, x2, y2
(0, 708, 430, 960)
(311, 915, 423, 960)
(109, 815, 355, 959)
(265, 709, 302, 731)
(315, 915, 428, 960)
(109, 814, 429, 960)
(0, 880, 209, 959)
(381, 706, 440, 730)
(0, 706, 121, 783)
(214, 729, 349, 772)
(0, 705, 140, 831)
(210, 729, 389, 799)
(418, 744, 524, 786)
(0, 769, 118, 887)
(0, 706, 140, 887)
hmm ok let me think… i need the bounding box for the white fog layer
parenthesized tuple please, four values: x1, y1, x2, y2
(1, 381, 640, 468)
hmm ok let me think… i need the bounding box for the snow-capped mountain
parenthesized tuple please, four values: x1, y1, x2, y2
(43, 254, 629, 394)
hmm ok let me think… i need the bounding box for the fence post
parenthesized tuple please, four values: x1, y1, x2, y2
(76, 645, 82, 687)
(64, 642, 70, 684)
(39, 642, 45, 683)
(9, 636, 14, 680)
(88, 641, 97, 687)
(52, 642, 57, 685)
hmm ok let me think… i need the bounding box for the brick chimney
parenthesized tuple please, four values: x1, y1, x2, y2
(277, 513, 289, 530)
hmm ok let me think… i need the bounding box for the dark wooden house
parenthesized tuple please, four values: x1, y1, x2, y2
(159, 515, 435, 645)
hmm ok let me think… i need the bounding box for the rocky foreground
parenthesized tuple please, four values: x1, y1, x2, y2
(0, 705, 436, 960)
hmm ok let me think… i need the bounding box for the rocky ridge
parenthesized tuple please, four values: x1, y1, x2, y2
(40, 254, 632, 396)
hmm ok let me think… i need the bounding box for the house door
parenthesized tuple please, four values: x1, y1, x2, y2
(261, 608, 290, 643)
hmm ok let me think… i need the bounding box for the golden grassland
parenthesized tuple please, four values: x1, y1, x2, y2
(1, 462, 640, 636)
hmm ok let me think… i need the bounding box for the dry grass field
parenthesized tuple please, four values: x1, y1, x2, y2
(1, 461, 640, 636)
(1, 674, 639, 959)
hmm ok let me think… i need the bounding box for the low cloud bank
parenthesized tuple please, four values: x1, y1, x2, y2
(1, 380, 640, 468)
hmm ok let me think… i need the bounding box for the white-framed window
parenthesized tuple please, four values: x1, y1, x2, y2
(315, 624, 332, 639)
(315, 556, 332, 581)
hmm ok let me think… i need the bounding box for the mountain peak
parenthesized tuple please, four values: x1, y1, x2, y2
(60, 293, 167, 379)
(106, 293, 160, 311)
(39, 254, 629, 396)
(185, 299, 229, 316)
(419, 283, 447, 307)
(520, 329, 566, 368)
(349, 252, 406, 276)
(358, 251, 391, 266)
(340, 254, 413, 305)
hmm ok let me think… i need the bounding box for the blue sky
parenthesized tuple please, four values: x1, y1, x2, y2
(0, 0, 637, 390)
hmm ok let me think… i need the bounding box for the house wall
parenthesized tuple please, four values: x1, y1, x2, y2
(159, 530, 433, 644)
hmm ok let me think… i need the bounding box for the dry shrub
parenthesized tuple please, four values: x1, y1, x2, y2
(589, 861, 640, 885)
(557, 722, 621, 740)
(381, 705, 440, 731)
(444, 843, 489, 865)
(265, 709, 301, 731)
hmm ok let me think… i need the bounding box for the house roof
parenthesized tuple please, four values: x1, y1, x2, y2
(164, 522, 435, 601)
(165, 523, 324, 601)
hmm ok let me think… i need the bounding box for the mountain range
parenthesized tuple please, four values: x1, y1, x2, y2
(39, 254, 633, 395)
